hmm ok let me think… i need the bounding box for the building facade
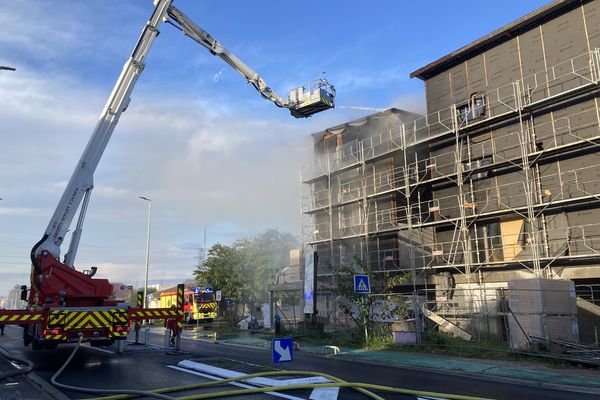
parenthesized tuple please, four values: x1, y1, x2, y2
(302, 0, 600, 339)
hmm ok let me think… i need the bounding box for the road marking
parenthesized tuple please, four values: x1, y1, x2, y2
(178, 360, 329, 386)
(83, 344, 114, 354)
(84, 362, 102, 368)
(310, 387, 338, 400)
(167, 365, 305, 400)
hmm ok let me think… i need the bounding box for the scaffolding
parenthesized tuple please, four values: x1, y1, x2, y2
(301, 49, 600, 309)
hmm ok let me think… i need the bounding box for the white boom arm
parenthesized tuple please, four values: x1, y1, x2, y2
(33, 0, 334, 268)
(166, 6, 290, 108)
(32, 0, 174, 267)
(166, 6, 335, 119)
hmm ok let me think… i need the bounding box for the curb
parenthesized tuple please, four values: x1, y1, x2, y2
(214, 339, 600, 395)
(25, 371, 71, 400)
(333, 353, 600, 396)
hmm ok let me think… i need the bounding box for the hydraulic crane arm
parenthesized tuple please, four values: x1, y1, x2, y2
(32, 0, 174, 273)
(31, 0, 335, 289)
(166, 6, 335, 117)
(167, 6, 288, 108)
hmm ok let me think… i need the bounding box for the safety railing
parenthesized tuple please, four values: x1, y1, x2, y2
(522, 49, 599, 106)
(301, 50, 600, 182)
(324, 220, 600, 273)
(304, 104, 600, 217)
(305, 162, 600, 244)
(575, 284, 600, 306)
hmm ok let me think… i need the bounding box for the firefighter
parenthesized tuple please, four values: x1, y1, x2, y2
(274, 312, 281, 334)
(166, 305, 178, 346)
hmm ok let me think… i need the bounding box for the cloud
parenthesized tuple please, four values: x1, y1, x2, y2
(0, 0, 328, 297)
(0, 1, 81, 59)
(0, 207, 48, 217)
(0, 60, 311, 296)
(213, 69, 225, 82)
(93, 185, 134, 200)
(0, 0, 145, 67)
(0, 72, 97, 123)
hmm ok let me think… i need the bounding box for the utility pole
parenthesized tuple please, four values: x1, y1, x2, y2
(139, 196, 152, 309)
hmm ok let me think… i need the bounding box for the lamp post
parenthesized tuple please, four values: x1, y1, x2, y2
(139, 196, 152, 309)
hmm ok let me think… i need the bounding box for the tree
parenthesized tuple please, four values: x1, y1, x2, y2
(238, 229, 297, 305)
(193, 229, 298, 308)
(327, 258, 411, 344)
(194, 243, 245, 303)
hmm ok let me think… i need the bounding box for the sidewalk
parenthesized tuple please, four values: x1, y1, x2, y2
(214, 335, 600, 392)
(0, 356, 59, 400)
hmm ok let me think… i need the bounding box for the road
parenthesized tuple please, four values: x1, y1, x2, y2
(0, 324, 597, 400)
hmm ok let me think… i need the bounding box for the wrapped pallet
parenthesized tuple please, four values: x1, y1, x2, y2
(507, 278, 579, 349)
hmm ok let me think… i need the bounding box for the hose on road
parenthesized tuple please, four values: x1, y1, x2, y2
(0, 329, 491, 399)
(51, 335, 177, 400)
(0, 344, 34, 380)
(84, 368, 492, 400)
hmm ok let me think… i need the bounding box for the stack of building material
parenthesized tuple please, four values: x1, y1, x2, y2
(507, 278, 579, 349)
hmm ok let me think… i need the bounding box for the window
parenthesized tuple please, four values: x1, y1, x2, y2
(457, 95, 486, 124)
(463, 156, 492, 181)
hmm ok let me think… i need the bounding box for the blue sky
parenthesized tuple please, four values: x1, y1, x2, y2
(0, 0, 549, 296)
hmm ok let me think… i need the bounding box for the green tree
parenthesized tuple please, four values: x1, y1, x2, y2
(193, 229, 297, 307)
(194, 243, 245, 303)
(327, 258, 411, 345)
(238, 229, 297, 305)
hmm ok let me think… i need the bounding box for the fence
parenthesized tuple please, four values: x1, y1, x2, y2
(325, 284, 599, 345)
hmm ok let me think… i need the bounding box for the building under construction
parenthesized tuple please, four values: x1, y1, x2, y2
(301, 0, 600, 342)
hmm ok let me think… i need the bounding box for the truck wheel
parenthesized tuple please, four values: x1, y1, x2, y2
(32, 339, 42, 351)
(23, 326, 34, 347)
(206, 318, 213, 323)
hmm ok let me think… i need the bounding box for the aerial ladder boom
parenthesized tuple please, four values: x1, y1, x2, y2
(29, 0, 335, 312)
(167, 6, 289, 109)
(32, 0, 174, 278)
(166, 6, 335, 117)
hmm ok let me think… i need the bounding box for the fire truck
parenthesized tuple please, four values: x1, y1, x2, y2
(161, 287, 217, 323)
(1, 0, 334, 350)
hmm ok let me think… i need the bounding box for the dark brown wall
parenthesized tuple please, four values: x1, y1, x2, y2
(424, 2, 600, 114)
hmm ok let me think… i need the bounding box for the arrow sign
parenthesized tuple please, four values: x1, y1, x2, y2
(272, 338, 293, 363)
(354, 274, 371, 294)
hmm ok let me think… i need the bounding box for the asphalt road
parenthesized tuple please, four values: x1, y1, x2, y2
(0, 324, 597, 400)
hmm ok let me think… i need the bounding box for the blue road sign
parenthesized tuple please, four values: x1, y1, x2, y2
(354, 274, 371, 293)
(272, 337, 293, 363)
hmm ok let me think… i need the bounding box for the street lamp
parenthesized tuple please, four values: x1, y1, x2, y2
(139, 196, 152, 309)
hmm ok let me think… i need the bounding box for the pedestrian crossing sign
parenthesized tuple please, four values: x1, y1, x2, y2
(354, 274, 371, 294)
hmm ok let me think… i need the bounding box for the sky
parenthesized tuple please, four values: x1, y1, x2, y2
(0, 0, 550, 296)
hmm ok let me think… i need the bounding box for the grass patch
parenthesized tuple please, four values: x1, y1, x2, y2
(385, 332, 576, 368)
(255, 329, 366, 348)
(389, 331, 511, 359)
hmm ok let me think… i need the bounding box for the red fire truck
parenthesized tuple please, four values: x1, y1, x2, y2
(0, 0, 333, 349)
